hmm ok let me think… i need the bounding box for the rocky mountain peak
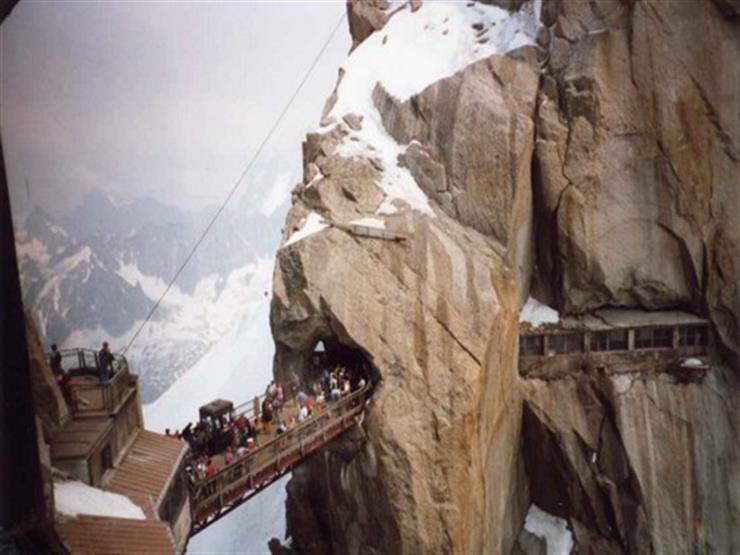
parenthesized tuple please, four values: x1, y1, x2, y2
(270, 0, 738, 553)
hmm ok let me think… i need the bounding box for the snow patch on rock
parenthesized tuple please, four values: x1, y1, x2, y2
(334, 118, 434, 215)
(325, 0, 541, 217)
(335, 1, 541, 106)
(520, 296, 560, 327)
(54, 480, 146, 520)
(524, 504, 574, 555)
(305, 168, 325, 189)
(284, 212, 329, 247)
(612, 374, 633, 395)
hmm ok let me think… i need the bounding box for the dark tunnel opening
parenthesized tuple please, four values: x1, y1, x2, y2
(305, 337, 380, 395)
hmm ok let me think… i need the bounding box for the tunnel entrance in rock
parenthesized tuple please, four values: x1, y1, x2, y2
(306, 338, 378, 392)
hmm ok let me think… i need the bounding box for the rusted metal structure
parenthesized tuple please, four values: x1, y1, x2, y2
(518, 309, 713, 379)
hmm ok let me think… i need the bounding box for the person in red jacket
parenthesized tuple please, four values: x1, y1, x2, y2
(205, 458, 217, 477)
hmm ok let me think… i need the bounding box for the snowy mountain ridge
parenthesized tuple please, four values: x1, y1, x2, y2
(16, 188, 285, 402)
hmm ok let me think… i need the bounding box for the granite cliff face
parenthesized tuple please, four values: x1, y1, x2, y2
(533, 0, 740, 354)
(270, 1, 739, 553)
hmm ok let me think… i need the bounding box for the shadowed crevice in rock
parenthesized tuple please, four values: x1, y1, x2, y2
(271, 277, 382, 389)
(522, 381, 651, 554)
(521, 365, 740, 553)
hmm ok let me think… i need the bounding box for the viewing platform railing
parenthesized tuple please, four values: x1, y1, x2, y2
(49, 348, 132, 414)
(189, 385, 369, 533)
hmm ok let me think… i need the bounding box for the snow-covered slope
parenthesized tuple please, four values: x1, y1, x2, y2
(143, 295, 275, 431)
(321, 0, 541, 216)
(16, 190, 285, 402)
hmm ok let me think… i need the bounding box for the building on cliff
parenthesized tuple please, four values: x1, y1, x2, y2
(25, 315, 192, 554)
(519, 308, 713, 379)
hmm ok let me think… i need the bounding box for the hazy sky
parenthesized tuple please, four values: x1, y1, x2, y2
(0, 1, 350, 217)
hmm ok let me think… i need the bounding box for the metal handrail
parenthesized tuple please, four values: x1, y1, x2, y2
(47, 348, 129, 373)
(49, 348, 131, 413)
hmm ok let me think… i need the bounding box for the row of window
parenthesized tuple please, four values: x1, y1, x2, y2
(519, 325, 709, 356)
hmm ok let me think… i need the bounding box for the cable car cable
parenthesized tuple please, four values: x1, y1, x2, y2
(121, 13, 346, 355)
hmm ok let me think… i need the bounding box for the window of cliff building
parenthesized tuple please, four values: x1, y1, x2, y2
(590, 329, 628, 352)
(635, 327, 674, 349)
(519, 335, 544, 356)
(679, 325, 708, 347)
(549, 333, 582, 355)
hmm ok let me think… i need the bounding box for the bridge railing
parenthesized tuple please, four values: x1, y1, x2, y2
(189, 385, 369, 523)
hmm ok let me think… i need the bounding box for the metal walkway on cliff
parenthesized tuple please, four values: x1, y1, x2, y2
(187, 384, 370, 535)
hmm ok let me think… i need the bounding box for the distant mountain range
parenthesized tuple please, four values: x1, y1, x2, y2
(15, 188, 287, 401)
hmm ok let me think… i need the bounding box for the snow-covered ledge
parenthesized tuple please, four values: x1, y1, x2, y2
(54, 480, 146, 520)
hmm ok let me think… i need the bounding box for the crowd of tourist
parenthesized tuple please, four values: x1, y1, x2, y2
(182, 363, 369, 484)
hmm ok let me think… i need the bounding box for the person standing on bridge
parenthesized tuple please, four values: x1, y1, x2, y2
(245, 417, 257, 441)
(296, 389, 307, 408)
(275, 383, 285, 409)
(261, 398, 273, 424)
(181, 423, 194, 447)
(297, 404, 308, 422)
(331, 383, 342, 402)
(342, 377, 351, 396)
